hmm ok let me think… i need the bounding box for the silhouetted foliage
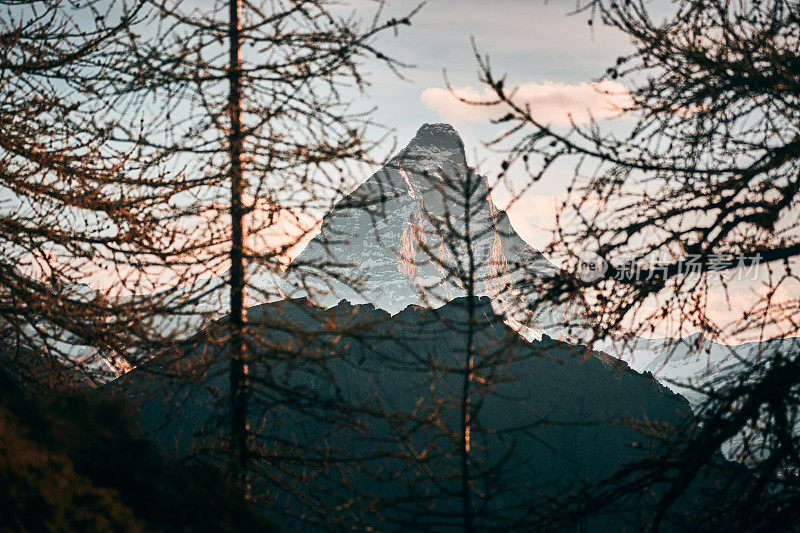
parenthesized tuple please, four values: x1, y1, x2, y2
(95, 0, 422, 500)
(0, 368, 272, 532)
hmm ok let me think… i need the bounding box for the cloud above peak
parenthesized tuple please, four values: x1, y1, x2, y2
(421, 80, 633, 125)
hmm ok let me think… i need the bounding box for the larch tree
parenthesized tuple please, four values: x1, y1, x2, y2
(0, 0, 189, 388)
(106, 0, 419, 498)
(470, 0, 800, 529)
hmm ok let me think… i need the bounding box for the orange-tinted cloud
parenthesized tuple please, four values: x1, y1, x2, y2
(421, 80, 633, 125)
(35, 196, 322, 296)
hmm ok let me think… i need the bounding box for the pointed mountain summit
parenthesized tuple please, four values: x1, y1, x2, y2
(403, 122, 464, 151)
(389, 122, 467, 172)
(287, 123, 579, 339)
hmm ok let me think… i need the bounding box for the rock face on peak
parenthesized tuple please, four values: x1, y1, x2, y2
(405, 122, 464, 150)
(389, 123, 468, 172)
(393, 124, 466, 165)
(273, 123, 580, 340)
(401, 123, 464, 154)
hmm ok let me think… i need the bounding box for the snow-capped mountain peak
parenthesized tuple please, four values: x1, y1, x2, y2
(280, 122, 579, 341)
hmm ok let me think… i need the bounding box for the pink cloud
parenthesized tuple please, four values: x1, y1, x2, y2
(421, 80, 633, 125)
(194, 195, 321, 275)
(40, 197, 322, 296)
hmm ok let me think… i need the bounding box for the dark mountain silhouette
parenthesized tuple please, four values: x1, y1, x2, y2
(110, 296, 692, 530)
(102, 123, 726, 530)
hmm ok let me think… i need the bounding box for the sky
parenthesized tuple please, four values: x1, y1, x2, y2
(357, 0, 631, 152)
(21, 0, 791, 342)
(343, 0, 635, 247)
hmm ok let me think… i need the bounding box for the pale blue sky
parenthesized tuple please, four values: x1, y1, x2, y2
(333, 0, 639, 251)
(355, 0, 633, 164)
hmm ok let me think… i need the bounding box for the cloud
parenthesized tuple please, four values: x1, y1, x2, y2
(421, 80, 633, 125)
(53, 196, 322, 296)
(195, 195, 321, 275)
(503, 193, 564, 253)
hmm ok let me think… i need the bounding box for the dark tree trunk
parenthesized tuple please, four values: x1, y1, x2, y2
(461, 170, 475, 533)
(227, 0, 249, 500)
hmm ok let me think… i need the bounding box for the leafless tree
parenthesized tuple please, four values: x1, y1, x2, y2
(469, 0, 800, 529)
(0, 0, 192, 388)
(104, 0, 420, 498)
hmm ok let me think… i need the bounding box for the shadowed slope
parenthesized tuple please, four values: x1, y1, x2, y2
(110, 296, 691, 531)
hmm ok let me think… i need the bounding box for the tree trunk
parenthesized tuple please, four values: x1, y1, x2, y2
(227, 0, 249, 500)
(461, 170, 475, 533)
